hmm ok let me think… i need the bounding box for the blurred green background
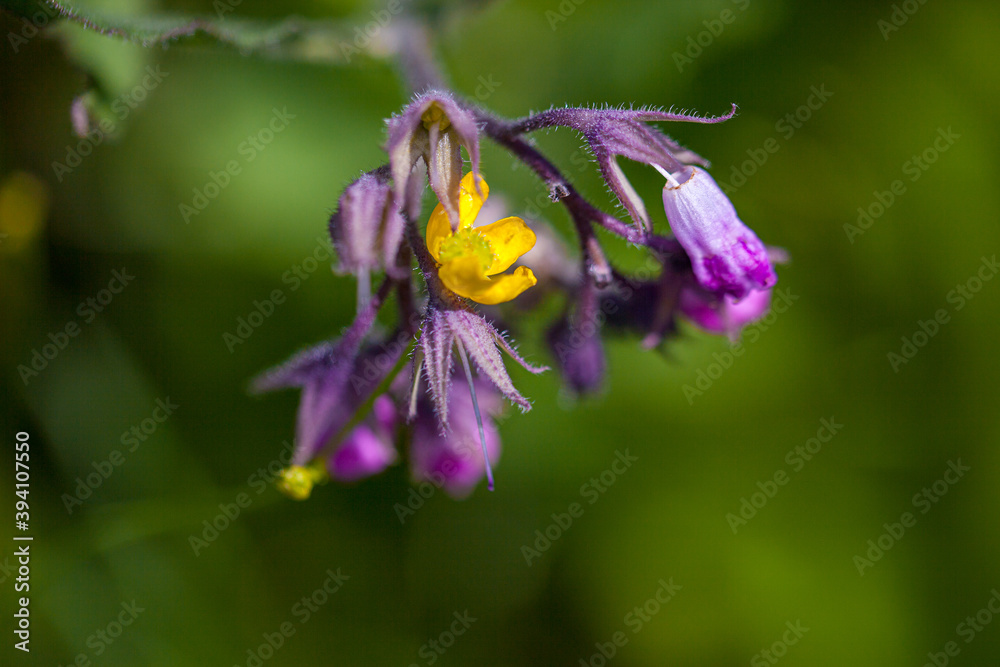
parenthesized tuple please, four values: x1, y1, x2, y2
(2, 0, 999, 665)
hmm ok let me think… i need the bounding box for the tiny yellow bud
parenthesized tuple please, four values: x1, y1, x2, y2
(277, 464, 327, 501)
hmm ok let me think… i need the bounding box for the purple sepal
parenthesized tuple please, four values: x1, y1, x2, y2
(385, 90, 482, 230)
(420, 305, 547, 427)
(512, 105, 736, 231)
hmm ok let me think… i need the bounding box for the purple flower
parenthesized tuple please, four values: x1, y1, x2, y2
(661, 166, 776, 300)
(328, 395, 398, 481)
(410, 375, 502, 498)
(385, 90, 482, 230)
(509, 104, 779, 300)
(679, 287, 772, 340)
(328, 166, 406, 279)
(253, 340, 355, 466)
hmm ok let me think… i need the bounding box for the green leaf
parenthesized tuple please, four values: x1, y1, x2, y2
(3, 0, 380, 137)
(5, 0, 365, 63)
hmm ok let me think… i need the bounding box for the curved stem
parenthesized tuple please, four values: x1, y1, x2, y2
(508, 109, 573, 135)
(474, 110, 640, 286)
(404, 212, 454, 310)
(391, 17, 672, 292)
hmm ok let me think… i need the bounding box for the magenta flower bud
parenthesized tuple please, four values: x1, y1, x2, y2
(328, 396, 398, 481)
(661, 166, 776, 300)
(410, 376, 502, 499)
(327, 394, 398, 482)
(329, 425, 395, 481)
(372, 392, 397, 433)
(329, 166, 406, 279)
(679, 287, 772, 340)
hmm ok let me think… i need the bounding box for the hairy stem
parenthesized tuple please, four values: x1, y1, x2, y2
(341, 276, 394, 354)
(393, 19, 446, 93)
(474, 110, 636, 286)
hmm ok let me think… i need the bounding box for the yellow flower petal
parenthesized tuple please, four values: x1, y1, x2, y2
(439, 255, 537, 305)
(426, 172, 489, 262)
(476, 216, 536, 275)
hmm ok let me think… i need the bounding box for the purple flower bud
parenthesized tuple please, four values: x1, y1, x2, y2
(661, 166, 776, 300)
(329, 425, 394, 481)
(548, 317, 605, 394)
(328, 396, 398, 482)
(385, 91, 482, 230)
(679, 287, 772, 340)
(372, 392, 398, 433)
(329, 166, 406, 279)
(410, 376, 501, 498)
(547, 280, 605, 394)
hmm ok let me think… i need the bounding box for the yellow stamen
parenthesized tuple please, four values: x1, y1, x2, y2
(437, 227, 495, 271)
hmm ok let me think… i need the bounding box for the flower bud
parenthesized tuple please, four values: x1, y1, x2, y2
(327, 395, 398, 481)
(679, 287, 772, 340)
(662, 167, 776, 299)
(547, 280, 605, 394)
(329, 167, 406, 278)
(548, 317, 605, 395)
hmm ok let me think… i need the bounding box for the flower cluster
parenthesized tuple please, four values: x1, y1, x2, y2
(254, 90, 783, 499)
